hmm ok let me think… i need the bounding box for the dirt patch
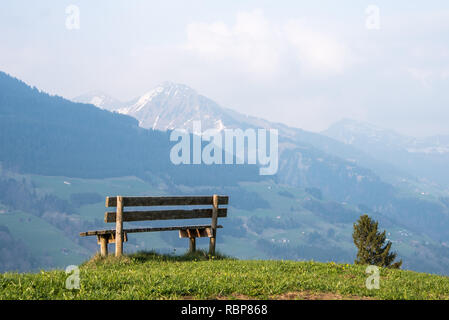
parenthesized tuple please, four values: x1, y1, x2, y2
(271, 291, 376, 300)
(215, 294, 258, 300)
(207, 291, 376, 300)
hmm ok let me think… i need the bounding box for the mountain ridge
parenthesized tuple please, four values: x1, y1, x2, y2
(73, 83, 425, 192)
(323, 118, 449, 188)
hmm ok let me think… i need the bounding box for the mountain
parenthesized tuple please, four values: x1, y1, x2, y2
(77, 83, 419, 202)
(0, 72, 259, 184)
(77, 84, 447, 171)
(116, 82, 235, 131)
(323, 118, 449, 155)
(73, 91, 124, 111)
(323, 119, 449, 188)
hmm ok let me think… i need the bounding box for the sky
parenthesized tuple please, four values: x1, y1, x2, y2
(1, 1, 448, 137)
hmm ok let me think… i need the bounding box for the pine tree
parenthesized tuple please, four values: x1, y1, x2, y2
(353, 214, 402, 268)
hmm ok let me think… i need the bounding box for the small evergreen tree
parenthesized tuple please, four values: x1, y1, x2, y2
(353, 214, 402, 268)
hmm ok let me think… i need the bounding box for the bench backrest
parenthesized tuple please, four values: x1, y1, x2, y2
(104, 195, 229, 223)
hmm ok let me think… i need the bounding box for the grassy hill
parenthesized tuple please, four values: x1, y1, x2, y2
(1, 252, 448, 300)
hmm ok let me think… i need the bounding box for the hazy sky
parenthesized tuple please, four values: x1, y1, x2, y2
(1, 1, 448, 137)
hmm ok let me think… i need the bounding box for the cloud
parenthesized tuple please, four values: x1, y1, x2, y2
(185, 9, 352, 77)
(283, 20, 351, 74)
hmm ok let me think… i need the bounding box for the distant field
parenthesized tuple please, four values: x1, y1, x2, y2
(28, 174, 164, 201)
(0, 211, 88, 268)
(1, 252, 448, 300)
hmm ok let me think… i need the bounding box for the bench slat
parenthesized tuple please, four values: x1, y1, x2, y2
(80, 224, 223, 237)
(105, 196, 229, 207)
(104, 208, 227, 223)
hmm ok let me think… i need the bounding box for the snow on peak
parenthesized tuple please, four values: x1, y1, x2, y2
(118, 82, 198, 115)
(134, 87, 164, 112)
(89, 95, 111, 108)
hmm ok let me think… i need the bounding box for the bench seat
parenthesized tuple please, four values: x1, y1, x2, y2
(80, 224, 223, 237)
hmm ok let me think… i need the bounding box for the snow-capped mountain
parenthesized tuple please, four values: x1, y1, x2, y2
(114, 82, 328, 141)
(73, 83, 328, 140)
(73, 83, 449, 188)
(74, 83, 405, 199)
(115, 82, 232, 131)
(73, 86, 449, 160)
(74, 82, 302, 135)
(73, 91, 123, 111)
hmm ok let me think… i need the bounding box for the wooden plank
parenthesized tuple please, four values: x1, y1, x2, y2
(105, 195, 229, 207)
(80, 225, 223, 237)
(84, 230, 114, 237)
(104, 208, 227, 223)
(115, 196, 124, 257)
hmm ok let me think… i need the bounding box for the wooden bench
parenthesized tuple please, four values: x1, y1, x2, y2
(80, 194, 228, 257)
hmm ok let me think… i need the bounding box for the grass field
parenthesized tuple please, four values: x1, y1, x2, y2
(1, 251, 448, 300)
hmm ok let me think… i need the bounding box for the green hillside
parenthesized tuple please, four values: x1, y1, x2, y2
(0, 210, 88, 267)
(1, 252, 448, 300)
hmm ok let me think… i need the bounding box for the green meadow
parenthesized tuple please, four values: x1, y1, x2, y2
(1, 252, 448, 300)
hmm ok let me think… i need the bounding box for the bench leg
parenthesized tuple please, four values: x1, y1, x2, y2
(209, 237, 216, 256)
(209, 194, 218, 256)
(189, 237, 196, 253)
(100, 236, 108, 257)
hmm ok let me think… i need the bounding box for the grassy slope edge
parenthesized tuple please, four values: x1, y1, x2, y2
(1, 251, 448, 300)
